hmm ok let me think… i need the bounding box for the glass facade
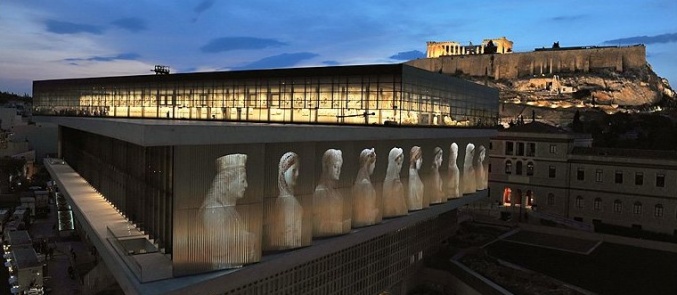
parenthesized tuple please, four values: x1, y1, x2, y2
(61, 127, 174, 254)
(33, 64, 498, 127)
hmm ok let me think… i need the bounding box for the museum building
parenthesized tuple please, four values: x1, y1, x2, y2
(34, 64, 498, 294)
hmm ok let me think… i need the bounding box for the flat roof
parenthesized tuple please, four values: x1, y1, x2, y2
(11, 247, 41, 269)
(33, 64, 407, 86)
(35, 117, 495, 147)
(6, 231, 32, 246)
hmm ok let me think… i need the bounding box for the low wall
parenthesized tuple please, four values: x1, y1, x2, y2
(519, 223, 677, 253)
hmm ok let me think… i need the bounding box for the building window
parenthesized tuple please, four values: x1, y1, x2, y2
(547, 193, 555, 205)
(655, 204, 664, 217)
(656, 174, 665, 187)
(635, 172, 643, 186)
(548, 166, 556, 178)
(613, 200, 622, 213)
(505, 160, 512, 174)
(633, 202, 642, 215)
(527, 142, 536, 157)
(595, 169, 603, 182)
(517, 142, 525, 156)
(488, 164, 492, 173)
(526, 162, 534, 176)
(577, 168, 585, 181)
(594, 198, 602, 211)
(575, 196, 584, 208)
(516, 161, 523, 175)
(615, 171, 623, 184)
(505, 142, 514, 155)
(549, 144, 557, 154)
(489, 141, 493, 150)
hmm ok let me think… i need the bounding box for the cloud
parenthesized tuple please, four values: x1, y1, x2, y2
(194, 0, 216, 14)
(45, 20, 104, 35)
(200, 37, 287, 53)
(232, 52, 319, 70)
(64, 53, 140, 63)
(322, 60, 340, 66)
(603, 33, 677, 45)
(389, 50, 425, 61)
(192, 0, 217, 22)
(111, 18, 147, 32)
(550, 15, 587, 22)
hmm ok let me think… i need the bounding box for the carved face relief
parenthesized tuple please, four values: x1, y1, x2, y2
(395, 154, 403, 170)
(228, 169, 248, 200)
(284, 163, 299, 188)
(415, 157, 422, 170)
(434, 152, 443, 168)
(330, 158, 343, 180)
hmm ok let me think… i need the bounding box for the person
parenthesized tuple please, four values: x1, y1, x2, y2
(313, 149, 350, 237)
(447, 143, 460, 199)
(407, 146, 424, 211)
(264, 152, 305, 250)
(199, 154, 259, 270)
(383, 147, 407, 217)
(352, 148, 379, 227)
(428, 147, 445, 204)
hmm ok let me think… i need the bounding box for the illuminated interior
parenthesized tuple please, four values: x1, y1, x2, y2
(32, 65, 497, 127)
(502, 187, 534, 208)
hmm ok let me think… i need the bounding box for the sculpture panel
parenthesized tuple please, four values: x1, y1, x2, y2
(264, 152, 308, 250)
(352, 148, 380, 227)
(199, 154, 260, 269)
(428, 147, 445, 204)
(462, 143, 476, 194)
(313, 149, 351, 237)
(383, 147, 408, 218)
(446, 143, 460, 199)
(407, 146, 424, 211)
(474, 145, 487, 190)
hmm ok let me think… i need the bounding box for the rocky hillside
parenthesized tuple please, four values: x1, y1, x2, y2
(469, 64, 675, 119)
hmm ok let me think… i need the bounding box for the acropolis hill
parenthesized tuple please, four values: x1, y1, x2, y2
(406, 39, 675, 123)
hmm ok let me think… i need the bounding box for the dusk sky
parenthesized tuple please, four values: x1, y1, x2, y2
(1, 0, 676, 95)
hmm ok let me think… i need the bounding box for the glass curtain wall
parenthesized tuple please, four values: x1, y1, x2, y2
(33, 65, 497, 126)
(61, 127, 173, 254)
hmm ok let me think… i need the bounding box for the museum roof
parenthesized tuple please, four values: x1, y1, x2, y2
(33, 64, 416, 86)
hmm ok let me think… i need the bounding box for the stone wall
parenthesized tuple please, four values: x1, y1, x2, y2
(407, 45, 646, 80)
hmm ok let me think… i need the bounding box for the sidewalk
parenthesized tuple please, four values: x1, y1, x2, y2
(28, 202, 97, 295)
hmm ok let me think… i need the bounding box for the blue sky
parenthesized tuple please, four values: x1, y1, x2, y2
(1, 0, 676, 95)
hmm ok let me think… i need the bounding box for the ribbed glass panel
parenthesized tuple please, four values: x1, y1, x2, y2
(172, 144, 264, 275)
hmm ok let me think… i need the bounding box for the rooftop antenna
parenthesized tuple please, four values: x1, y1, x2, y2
(152, 65, 170, 75)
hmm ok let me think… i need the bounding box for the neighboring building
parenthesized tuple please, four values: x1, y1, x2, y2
(34, 64, 498, 295)
(488, 121, 677, 235)
(3, 230, 43, 295)
(426, 37, 513, 58)
(568, 147, 677, 234)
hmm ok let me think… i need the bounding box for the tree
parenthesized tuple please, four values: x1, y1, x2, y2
(552, 41, 560, 49)
(0, 156, 26, 193)
(572, 110, 583, 132)
(484, 40, 497, 54)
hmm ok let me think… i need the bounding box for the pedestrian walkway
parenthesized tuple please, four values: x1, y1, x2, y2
(28, 201, 97, 295)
